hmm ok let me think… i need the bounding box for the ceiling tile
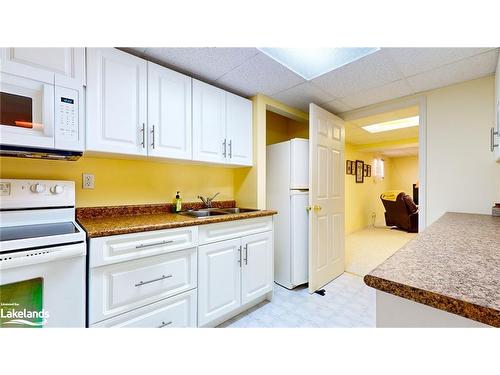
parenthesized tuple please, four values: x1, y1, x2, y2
(311, 50, 404, 98)
(386, 47, 494, 77)
(340, 79, 414, 109)
(320, 99, 353, 114)
(406, 49, 499, 93)
(271, 82, 334, 112)
(143, 47, 260, 82)
(215, 53, 305, 97)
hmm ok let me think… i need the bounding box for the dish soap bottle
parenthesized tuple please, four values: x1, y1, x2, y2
(174, 191, 182, 213)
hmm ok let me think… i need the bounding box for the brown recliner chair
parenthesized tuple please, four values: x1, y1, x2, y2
(380, 191, 419, 233)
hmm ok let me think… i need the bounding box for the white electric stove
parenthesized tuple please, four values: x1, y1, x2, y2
(0, 179, 86, 328)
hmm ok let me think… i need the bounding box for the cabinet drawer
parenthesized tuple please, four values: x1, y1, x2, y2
(198, 216, 273, 245)
(91, 289, 197, 328)
(89, 226, 198, 267)
(89, 248, 197, 324)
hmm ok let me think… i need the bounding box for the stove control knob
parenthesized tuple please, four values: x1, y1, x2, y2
(51, 185, 64, 194)
(31, 183, 46, 193)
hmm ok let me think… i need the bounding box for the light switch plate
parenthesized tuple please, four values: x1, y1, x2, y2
(82, 174, 95, 189)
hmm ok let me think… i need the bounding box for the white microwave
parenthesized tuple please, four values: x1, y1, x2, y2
(0, 72, 83, 159)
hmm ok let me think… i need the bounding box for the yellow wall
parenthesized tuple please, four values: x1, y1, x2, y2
(266, 111, 308, 145)
(234, 94, 309, 209)
(0, 156, 235, 207)
(387, 156, 419, 196)
(345, 144, 392, 233)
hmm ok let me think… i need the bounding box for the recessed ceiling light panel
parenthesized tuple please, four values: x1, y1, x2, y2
(362, 116, 420, 133)
(258, 47, 380, 80)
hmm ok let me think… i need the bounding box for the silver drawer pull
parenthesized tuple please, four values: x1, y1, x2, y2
(135, 274, 172, 287)
(135, 240, 174, 249)
(158, 320, 172, 328)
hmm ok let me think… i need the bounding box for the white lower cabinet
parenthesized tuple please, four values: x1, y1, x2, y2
(241, 232, 274, 305)
(88, 217, 274, 328)
(198, 230, 273, 327)
(198, 238, 242, 327)
(92, 289, 197, 328)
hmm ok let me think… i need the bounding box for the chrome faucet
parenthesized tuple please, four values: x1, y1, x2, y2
(198, 192, 220, 208)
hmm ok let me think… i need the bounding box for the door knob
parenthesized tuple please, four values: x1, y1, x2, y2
(305, 205, 312, 212)
(313, 205, 322, 211)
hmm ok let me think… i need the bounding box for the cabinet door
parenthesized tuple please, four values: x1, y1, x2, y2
(148, 62, 192, 159)
(0, 47, 85, 87)
(241, 231, 273, 305)
(86, 48, 147, 156)
(226, 92, 253, 166)
(192, 79, 226, 163)
(198, 238, 242, 326)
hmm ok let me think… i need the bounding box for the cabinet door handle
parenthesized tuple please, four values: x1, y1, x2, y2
(141, 123, 145, 148)
(228, 140, 232, 158)
(244, 244, 248, 265)
(135, 240, 174, 249)
(134, 274, 172, 287)
(158, 321, 172, 328)
(237, 245, 242, 267)
(151, 125, 156, 149)
(491, 127, 499, 152)
(222, 139, 227, 158)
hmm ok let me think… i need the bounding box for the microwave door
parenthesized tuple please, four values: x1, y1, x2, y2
(0, 73, 54, 149)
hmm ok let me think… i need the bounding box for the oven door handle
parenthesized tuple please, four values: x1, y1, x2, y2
(0, 243, 86, 270)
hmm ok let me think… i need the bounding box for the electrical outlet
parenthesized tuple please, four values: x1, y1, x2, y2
(82, 174, 95, 189)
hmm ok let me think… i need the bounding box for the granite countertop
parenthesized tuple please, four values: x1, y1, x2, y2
(76, 201, 277, 238)
(364, 212, 500, 327)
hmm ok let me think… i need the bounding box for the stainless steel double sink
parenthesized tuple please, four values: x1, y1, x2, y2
(179, 207, 259, 218)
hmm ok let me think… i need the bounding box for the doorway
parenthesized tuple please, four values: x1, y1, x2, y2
(342, 101, 425, 276)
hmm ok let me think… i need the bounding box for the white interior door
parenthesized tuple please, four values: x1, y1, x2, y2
(308, 103, 345, 293)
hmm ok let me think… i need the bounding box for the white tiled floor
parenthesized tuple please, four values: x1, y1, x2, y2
(218, 273, 375, 328)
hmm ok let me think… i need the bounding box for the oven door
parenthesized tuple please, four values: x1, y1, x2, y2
(0, 242, 86, 328)
(0, 72, 55, 149)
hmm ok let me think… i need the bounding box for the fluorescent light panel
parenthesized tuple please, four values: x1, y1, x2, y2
(258, 48, 380, 80)
(362, 116, 419, 133)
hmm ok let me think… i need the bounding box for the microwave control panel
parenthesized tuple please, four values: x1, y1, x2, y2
(54, 86, 79, 144)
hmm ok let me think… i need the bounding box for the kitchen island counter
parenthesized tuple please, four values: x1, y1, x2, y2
(364, 212, 500, 327)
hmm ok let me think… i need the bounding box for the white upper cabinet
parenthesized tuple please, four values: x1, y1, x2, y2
(86, 48, 148, 156)
(192, 79, 226, 164)
(226, 92, 253, 166)
(148, 62, 192, 160)
(193, 79, 253, 166)
(495, 55, 500, 162)
(0, 47, 85, 88)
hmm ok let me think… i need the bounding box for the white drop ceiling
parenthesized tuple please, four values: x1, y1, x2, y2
(125, 47, 499, 115)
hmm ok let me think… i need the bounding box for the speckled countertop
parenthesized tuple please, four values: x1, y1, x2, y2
(76, 201, 277, 238)
(364, 212, 500, 327)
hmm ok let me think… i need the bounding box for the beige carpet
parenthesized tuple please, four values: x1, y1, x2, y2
(345, 227, 417, 276)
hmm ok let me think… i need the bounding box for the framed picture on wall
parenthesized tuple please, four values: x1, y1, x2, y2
(367, 165, 372, 177)
(346, 160, 353, 174)
(363, 164, 368, 177)
(355, 160, 364, 183)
